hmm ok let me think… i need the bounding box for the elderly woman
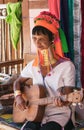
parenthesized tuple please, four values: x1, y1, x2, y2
(13, 11, 76, 130)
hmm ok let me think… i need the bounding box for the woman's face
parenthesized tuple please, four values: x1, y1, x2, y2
(32, 33, 52, 51)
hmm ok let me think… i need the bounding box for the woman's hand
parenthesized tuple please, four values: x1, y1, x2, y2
(15, 95, 27, 111)
(53, 97, 64, 107)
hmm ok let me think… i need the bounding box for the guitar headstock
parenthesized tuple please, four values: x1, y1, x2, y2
(67, 88, 83, 106)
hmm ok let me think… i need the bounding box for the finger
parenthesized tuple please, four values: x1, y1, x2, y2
(54, 98, 61, 106)
(17, 103, 26, 111)
(58, 98, 62, 105)
(54, 98, 58, 106)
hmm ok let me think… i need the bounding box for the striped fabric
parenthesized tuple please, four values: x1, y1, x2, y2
(81, 0, 84, 88)
(48, 0, 82, 88)
(73, 0, 82, 87)
(60, 0, 70, 58)
(48, 0, 60, 20)
(67, 0, 74, 61)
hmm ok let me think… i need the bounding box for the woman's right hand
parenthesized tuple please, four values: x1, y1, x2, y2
(15, 95, 27, 111)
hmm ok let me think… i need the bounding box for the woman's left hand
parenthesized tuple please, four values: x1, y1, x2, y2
(53, 97, 64, 107)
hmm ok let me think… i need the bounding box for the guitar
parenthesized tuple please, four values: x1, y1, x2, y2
(13, 85, 83, 123)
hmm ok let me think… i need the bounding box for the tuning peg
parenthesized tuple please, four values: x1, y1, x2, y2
(78, 102, 84, 109)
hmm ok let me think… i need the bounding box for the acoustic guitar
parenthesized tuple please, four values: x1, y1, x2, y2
(13, 85, 83, 123)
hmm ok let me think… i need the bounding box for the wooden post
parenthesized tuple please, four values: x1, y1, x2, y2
(22, 0, 31, 66)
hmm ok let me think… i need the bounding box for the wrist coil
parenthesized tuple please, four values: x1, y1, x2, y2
(14, 90, 21, 98)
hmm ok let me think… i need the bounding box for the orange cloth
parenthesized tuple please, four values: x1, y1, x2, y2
(34, 11, 59, 35)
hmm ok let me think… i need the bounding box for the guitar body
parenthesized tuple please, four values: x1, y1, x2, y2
(13, 85, 83, 123)
(13, 85, 46, 123)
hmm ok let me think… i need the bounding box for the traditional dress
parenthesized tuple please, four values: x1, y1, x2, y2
(21, 59, 75, 127)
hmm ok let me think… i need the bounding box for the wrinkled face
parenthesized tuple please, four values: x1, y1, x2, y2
(32, 33, 52, 51)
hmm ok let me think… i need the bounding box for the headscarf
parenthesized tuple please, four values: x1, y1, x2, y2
(33, 11, 69, 73)
(34, 11, 68, 57)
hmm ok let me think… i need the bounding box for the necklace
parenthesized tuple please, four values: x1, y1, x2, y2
(38, 44, 61, 77)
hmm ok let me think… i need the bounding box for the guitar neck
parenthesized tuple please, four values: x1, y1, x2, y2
(30, 95, 67, 106)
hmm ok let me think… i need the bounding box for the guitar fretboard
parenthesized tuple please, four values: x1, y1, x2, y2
(29, 95, 67, 106)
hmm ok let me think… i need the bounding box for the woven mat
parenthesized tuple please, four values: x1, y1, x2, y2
(0, 121, 18, 130)
(0, 114, 22, 130)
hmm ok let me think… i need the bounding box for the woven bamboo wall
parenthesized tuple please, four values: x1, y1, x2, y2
(0, 0, 23, 75)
